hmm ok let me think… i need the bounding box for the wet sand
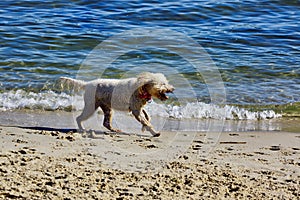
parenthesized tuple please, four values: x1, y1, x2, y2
(0, 123, 299, 199)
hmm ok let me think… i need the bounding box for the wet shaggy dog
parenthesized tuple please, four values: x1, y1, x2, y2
(60, 72, 174, 137)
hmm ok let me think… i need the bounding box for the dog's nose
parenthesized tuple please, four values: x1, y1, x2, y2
(168, 87, 175, 93)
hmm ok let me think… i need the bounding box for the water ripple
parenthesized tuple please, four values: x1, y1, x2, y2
(0, 0, 299, 105)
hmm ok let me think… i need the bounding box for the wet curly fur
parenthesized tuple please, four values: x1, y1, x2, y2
(60, 72, 174, 137)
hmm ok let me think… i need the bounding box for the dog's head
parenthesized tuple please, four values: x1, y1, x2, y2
(138, 72, 174, 101)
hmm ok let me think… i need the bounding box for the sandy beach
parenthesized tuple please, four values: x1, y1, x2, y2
(0, 115, 299, 199)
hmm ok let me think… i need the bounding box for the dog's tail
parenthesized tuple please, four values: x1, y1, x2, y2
(59, 77, 86, 92)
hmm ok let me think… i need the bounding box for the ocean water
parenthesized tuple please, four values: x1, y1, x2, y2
(0, 0, 299, 120)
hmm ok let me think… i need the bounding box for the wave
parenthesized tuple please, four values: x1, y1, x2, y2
(0, 89, 282, 120)
(145, 102, 281, 120)
(0, 90, 74, 111)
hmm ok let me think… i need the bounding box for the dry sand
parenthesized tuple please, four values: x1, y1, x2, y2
(0, 125, 299, 199)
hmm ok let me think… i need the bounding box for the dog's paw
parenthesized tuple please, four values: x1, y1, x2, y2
(77, 128, 85, 133)
(77, 129, 88, 138)
(110, 128, 122, 133)
(152, 132, 161, 137)
(144, 126, 160, 137)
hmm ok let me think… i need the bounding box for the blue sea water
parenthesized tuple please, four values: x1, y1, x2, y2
(0, 0, 299, 117)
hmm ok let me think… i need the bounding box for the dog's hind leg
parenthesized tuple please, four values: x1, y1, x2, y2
(99, 104, 121, 132)
(76, 103, 96, 130)
(76, 85, 97, 131)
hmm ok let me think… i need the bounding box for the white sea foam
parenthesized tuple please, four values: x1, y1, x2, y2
(145, 102, 282, 120)
(0, 90, 74, 111)
(0, 90, 281, 120)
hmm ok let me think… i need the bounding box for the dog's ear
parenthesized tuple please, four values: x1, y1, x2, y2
(137, 72, 155, 86)
(137, 84, 152, 101)
(137, 72, 156, 94)
(137, 85, 144, 95)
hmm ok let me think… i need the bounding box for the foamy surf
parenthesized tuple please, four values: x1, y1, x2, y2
(0, 90, 73, 111)
(0, 89, 281, 120)
(146, 102, 281, 120)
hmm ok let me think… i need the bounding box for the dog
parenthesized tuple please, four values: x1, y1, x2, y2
(60, 72, 174, 137)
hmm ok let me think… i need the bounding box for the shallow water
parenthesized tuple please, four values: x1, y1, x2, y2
(1, 110, 299, 133)
(0, 0, 299, 116)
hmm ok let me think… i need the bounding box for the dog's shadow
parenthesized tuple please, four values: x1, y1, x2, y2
(17, 126, 151, 139)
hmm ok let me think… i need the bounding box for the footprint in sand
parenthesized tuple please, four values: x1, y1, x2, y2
(269, 145, 280, 151)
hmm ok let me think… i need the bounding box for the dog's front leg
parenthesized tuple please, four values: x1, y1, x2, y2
(132, 109, 160, 137)
(141, 109, 150, 132)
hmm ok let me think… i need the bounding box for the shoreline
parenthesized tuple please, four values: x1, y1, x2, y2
(0, 109, 299, 133)
(0, 116, 299, 198)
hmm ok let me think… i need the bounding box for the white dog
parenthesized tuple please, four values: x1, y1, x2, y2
(60, 72, 174, 137)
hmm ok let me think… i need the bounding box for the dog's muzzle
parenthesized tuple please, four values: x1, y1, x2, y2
(159, 88, 174, 101)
